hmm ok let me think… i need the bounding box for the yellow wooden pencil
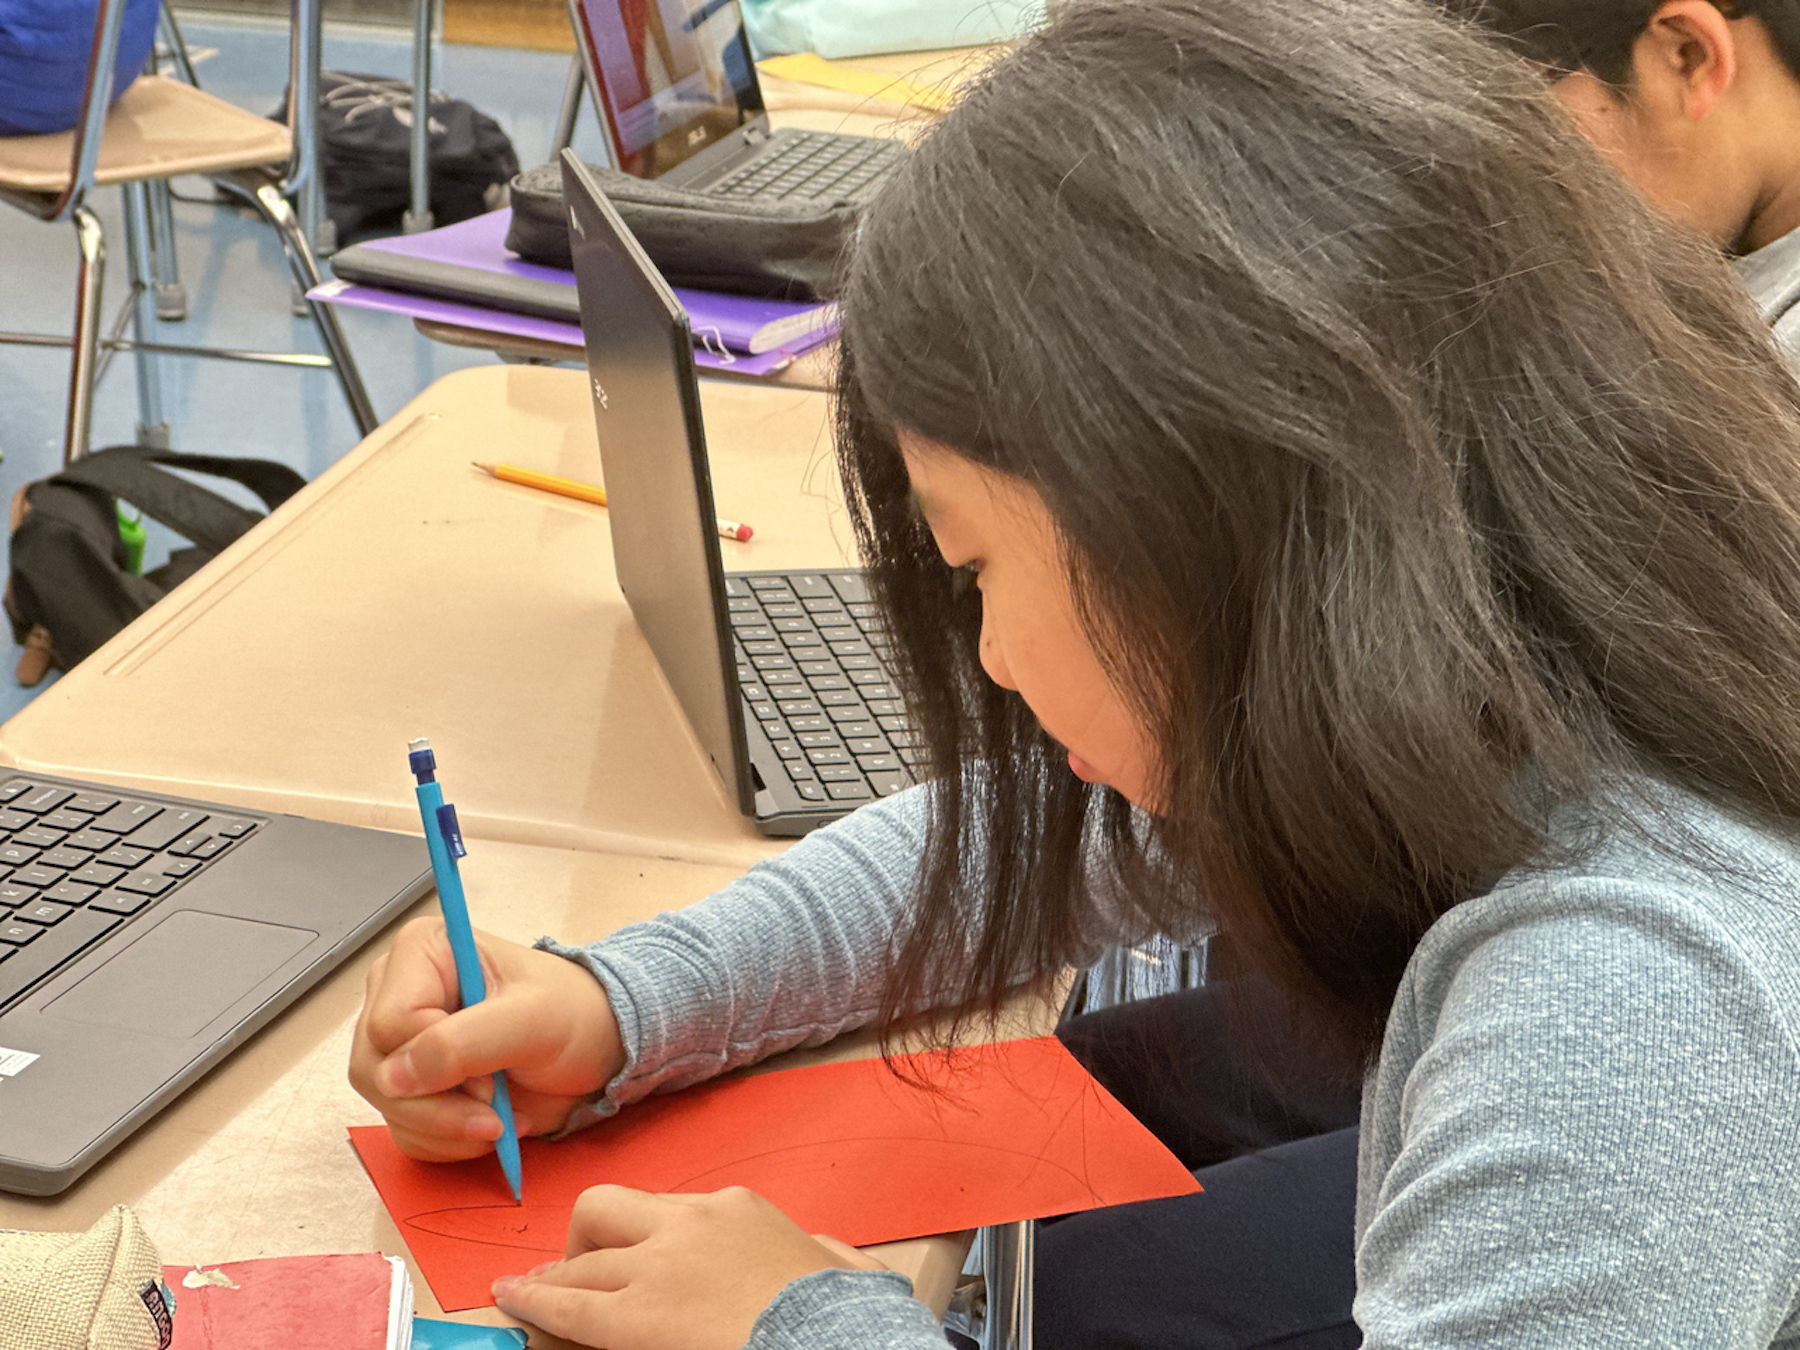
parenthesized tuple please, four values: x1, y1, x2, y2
(474, 462, 753, 541)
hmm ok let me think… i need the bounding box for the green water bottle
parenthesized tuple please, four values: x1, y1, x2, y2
(116, 504, 146, 576)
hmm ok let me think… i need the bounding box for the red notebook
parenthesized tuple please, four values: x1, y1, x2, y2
(164, 1253, 409, 1348)
(351, 1035, 1201, 1312)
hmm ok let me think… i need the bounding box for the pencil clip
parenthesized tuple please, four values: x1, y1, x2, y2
(696, 327, 736, 365)
(435, 802, 467, 859)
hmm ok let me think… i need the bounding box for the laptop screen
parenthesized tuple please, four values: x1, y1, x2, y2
(561, 153, 755, 813)
(572, 0, 765, 177)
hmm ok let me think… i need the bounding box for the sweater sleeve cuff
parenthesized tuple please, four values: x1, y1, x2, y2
(746, 1268, 947, 1350)
(533, 931, 663, 1127)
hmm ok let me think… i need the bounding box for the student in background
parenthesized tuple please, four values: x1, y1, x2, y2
(351, 0, 1800, 1345)
(1440, 0, 1800, 356)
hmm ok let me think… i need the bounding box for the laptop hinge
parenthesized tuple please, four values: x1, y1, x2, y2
(743, 124, 770, 145)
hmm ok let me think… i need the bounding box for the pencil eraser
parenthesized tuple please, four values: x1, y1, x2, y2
(734, 524, 754, 542)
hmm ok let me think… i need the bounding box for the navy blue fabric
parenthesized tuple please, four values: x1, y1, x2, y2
(0, 0, 161, 137)
(1035, 1128, 1361, 1350)
(1034, 983, 1363, 1349)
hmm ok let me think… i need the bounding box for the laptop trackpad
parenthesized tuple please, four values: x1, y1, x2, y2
(46, 910, 318, 1040)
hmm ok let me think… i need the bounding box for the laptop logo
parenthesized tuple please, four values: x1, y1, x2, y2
(592, 378, 609, 409)
(687, 126, 708, 147)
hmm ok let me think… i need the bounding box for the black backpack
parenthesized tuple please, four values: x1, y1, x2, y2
(5, 447, 306, 685)
(275, 72, 520, 244)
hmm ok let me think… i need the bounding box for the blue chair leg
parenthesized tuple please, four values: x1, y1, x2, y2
(147, 181, 187, 321)
(121, 181, 171, 449)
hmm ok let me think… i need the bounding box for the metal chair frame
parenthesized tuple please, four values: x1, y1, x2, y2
(0, 0, 376, 464)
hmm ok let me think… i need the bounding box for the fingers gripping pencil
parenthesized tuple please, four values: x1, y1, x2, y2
(407, 737, 523, 1203)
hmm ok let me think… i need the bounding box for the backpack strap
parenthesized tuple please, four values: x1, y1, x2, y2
(52, 447, 306, 557)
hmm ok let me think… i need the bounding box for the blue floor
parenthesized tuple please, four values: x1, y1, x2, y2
(0, 14, 612, 722)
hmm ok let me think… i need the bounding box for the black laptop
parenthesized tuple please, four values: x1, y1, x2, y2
(0, 778, 429, 1195)
(562, 151, 919, 836)
(567, 0, 903, 199)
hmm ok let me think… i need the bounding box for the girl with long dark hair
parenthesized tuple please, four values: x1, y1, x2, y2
(351, 0, 1800, 1343)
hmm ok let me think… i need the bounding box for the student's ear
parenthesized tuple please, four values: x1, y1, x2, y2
(1633, 0, 1739, 121)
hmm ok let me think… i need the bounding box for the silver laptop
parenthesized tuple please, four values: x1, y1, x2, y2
(0, 776, 429, 1194)
(562, 151, 919, 836)
(567, 0, 903, 199)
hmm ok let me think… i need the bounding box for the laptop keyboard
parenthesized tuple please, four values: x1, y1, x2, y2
(711, 132, 903, 202)
(728, 572, 920, 806)
(0, 779, 259, 1011)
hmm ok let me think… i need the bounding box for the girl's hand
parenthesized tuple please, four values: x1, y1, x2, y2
(492, 1185, 889, 1350)
(348, 916, 624, 1159)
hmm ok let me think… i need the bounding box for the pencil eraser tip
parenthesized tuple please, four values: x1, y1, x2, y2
(735, 524, 754, 541)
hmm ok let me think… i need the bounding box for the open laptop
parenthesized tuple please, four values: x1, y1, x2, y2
(0, 778, 429, 1195)
(567, 0, 903, 199)
(562, 151, 918, 835)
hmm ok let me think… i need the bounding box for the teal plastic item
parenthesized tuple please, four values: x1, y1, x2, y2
(407, 739, 523, 1202)
(115, 504, 145, 576)
(741, 0, 1042, 59)
(410, 1318, 529, 1348)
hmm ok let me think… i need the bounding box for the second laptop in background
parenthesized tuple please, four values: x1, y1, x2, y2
(562, 152, 919, 836)
(568, 0, 903, 199)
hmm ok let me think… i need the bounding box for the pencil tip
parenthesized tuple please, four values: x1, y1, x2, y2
(472, 461, 495, 474)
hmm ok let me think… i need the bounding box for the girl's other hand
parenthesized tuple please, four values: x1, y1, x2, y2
(348, 916, 623, 1159)
(491, 1185, 890, 1350)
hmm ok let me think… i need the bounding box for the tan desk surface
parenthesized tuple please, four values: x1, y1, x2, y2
(0, 365, 857, 869)
(0, 841, 972, 1337)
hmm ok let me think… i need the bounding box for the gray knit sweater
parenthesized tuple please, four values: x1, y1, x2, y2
(545, 782, 1800, 1346)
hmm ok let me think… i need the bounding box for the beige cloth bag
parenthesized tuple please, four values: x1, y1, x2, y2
(0, 1205, 173, 1350)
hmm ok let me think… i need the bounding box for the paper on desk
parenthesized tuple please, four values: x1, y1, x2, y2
(350, 1035, 1201, 1313)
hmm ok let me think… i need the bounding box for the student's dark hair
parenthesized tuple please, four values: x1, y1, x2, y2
(1440, 0, 1800, 87)
(834, 0, 1800, 1072)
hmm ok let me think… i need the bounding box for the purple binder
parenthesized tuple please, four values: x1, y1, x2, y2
(307, 278, 798, 378)
(327, 209, 838, 360)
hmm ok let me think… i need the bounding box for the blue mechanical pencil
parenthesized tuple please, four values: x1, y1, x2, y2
(407, 737, 523, 1203)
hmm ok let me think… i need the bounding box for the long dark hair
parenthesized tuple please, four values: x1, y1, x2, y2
(836, 0, 1800, 1074)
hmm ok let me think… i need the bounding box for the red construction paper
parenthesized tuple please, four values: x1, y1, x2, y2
(164, 1253, 397, 1348)
(350, 1035, 1200, 1312)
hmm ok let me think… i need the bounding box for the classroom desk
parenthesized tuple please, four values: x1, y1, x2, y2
(0, 364, 855, 869)
(0, 839, 980, 1339)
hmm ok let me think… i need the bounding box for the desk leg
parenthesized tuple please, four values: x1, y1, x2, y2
(405, 0, 435, 234)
